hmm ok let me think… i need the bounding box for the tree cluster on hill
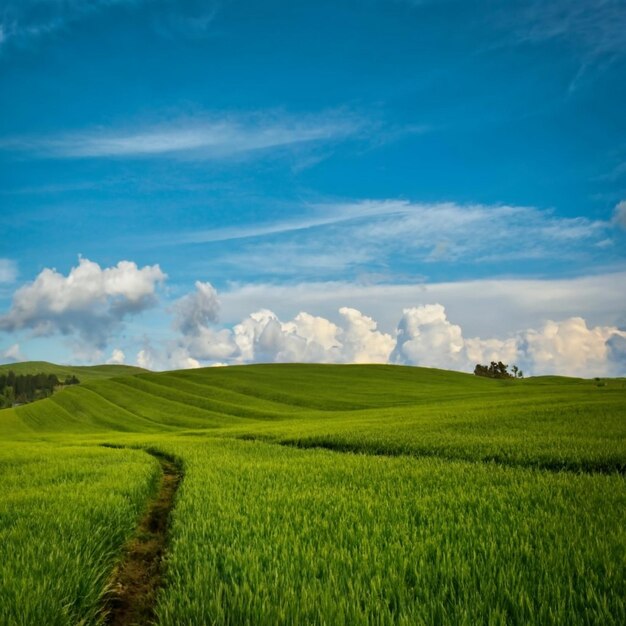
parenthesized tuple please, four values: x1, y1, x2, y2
(473, 361, 523, 379)
(0, 372, 80, 408)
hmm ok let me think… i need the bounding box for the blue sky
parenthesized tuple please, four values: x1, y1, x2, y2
(1, 0, 625, 375)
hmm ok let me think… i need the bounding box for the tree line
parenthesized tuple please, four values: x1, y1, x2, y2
(0, 372, 80, 409)
(473, 361, 523, 379)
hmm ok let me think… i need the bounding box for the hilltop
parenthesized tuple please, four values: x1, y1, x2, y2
(1, 362, 624, 472)
(0, 360, 147, 381)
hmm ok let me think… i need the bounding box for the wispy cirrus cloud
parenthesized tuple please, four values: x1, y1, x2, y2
(0, 0, 140, 47)
(153, 200, 403, 246)
(0, 112, 362, 159)
(513, 0, 626, 55)
(0, 1, 218, 50)
(159, 199, 618, 281)
(504, 0, 626, 90)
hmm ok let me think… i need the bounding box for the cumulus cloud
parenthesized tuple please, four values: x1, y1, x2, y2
(172, 281, 220, 335)
(106, 348, 126, 365)
(193, 307, 391, 366)
(232, 310, 342, 364)
(136, 343, 200, 371)
(607, 333, 626, 370)
(464, 337, 519, 369)
(165, 347, 201, 370)
(218, 271, 626, 341)
(158, 282, 626, 376)
(613, 200, 626, 228)
(337, 307, 395, 364)
(157, 283, 395, 369)
(0, 343, 24, 364)
(390, 304, 626, 377)
(0, 257, 166, 349)
(169, 282, 237, 362)
(136, 348, 156, 370)
(519, 317, 626, 377)
(187, 327, 239, 362)
(391, 305, 465, 369)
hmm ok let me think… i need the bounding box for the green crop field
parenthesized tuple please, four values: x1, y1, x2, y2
(0, 363, 624, 625)
(0, 360, 147, 382)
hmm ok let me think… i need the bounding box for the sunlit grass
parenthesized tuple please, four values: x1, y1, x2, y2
(0, 444, 160, 625)
(0, 363, 624, 624)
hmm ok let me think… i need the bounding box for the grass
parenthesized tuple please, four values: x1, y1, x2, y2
(154, 439, 625, 626)
(0, 362, 624, 624)
(0, 360, 146, 381)
(0, 443, 160, 626)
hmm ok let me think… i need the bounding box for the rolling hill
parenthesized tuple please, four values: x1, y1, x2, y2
(1, 362, 624, 625)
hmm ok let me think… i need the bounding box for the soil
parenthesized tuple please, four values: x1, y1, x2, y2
(102, 451, 182, 626)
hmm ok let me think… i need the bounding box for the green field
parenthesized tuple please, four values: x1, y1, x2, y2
(0, 360, 147, 381)
(1, 364, 624, 624)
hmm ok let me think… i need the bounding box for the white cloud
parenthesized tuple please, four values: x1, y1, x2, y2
(161, 200, 408, 246)
(389, 304, 626, 377)
(172, 281, 220, 335)
(0, 259, 17, 283)
(137, 342, 202, 371)
(165, 346, 201, 370)
(337, 307, 395, 364)
(217, 307, 392, 366)
(464, 336, 519, 369)
(391, 304, 465, 369)
(173, 279, 626, 376)
(0, 343, 24, 364)
(130, 278, 626, 376)
(169, 282, 238, 362)
(2, 113, 359, 159)
(106, 348, 126, 365)
(136, 347, 156, 370)
(519, 317, 626, 377)
(613, 200, 626, 228)
(232, 310, 340, 364)
(0, 257, 166, 349)
(186, 327, 239, 362)
(177, 200, 613, 281)
(218, 271, 626, 340)
(162, 283, 394, 368)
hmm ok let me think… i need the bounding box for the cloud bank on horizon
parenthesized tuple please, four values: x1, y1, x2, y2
(1, 260, 625, 378)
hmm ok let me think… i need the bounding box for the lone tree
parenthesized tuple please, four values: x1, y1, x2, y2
(473, 361, 521, 379)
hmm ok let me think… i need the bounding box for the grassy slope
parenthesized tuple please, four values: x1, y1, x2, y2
(1, 363, 625, 625)
(0, 360, 146, 381)
(3, 363, 624, 471)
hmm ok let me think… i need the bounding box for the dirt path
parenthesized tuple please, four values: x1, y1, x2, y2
(103, 450, 182, 626)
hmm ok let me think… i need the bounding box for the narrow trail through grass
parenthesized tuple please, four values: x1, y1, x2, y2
(103, 449, 182, 626)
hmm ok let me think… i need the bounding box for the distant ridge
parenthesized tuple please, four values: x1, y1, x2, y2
(0, 360, 147, 381)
